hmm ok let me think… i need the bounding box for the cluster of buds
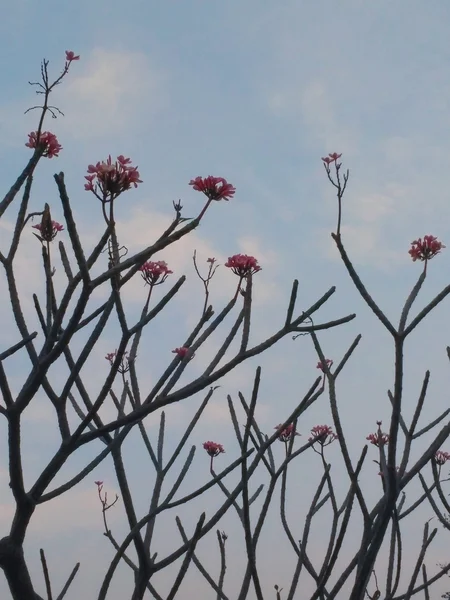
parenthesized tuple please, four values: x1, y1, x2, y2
(309, 425, 338, 446)
(85, 155, 142, 202)
(225, 254, 261, 278)
(203, 441, 225, 457)
(274, 423, 299, 443)
(189, 176, 236, 201)
(32, 220, 64, 242)
(317, 359, 333, 373)
(139, 261, 172, 286)
(409, 235, 445, 263)
(434, 450, 450, 465)
(26, 131, 63, 158)
(220, 531, 228, 542)
(94, 480, 119, 512)
(105, 350, 130, 375)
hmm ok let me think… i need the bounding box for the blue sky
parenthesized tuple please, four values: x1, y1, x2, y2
(1, 1, 450, 598)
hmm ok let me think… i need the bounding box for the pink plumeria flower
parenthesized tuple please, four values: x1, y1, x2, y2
(316, 359, 333, 373)
(189, 176, 236, 201)
(139, 261, 173, 286)
(32, 220, 64, 242)
(225, 254, 261, 278)
(274, 423, 299, 443)
(409, 235, 445, 262)
(309, 425, 338, 446)
(434, 450, 450, 465)
(26, 131, 62, 158)
(172, 347, 194, 359)
(203, 441, 225, 457)
(85, 154, 142, 201)
(65, 50, 80, 62)
(105, 350, 130, 374)
(321, 152, 342, 166)
(366, 431, 389, 447)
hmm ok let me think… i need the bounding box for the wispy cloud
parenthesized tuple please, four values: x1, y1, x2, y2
(60, 48, 166, 140)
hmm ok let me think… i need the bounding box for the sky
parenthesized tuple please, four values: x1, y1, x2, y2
(2, 1, 450, 598)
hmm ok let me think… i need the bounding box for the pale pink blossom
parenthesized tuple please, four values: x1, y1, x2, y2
(316, 359, 333, 373)
(225, 254, 261, 277)
(366, 431, 389, 447)
(32, 220, 64, 242)
(309, 425, 338, 446)
(139, 261, 172, 286)
(172, 347, 193, 359)
(85, 155, 142, 200)
(26, 131, 62, 158)
(65, 50, 80, 62)
(203, 441, 225, 457)
(274, 423, 299, 443)
(409, 235, 445, 262)
(105, 350, 130, 374)
(434, 450, 450, 465)
(189, 176, 236, 201)
(321, 152, 342, 165)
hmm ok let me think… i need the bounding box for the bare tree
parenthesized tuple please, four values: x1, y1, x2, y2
(1, 53, 450, 600)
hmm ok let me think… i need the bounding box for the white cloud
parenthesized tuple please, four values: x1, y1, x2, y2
(267, 78, 357, 153)
(349, 191, 395, 224)
(59, 48, 166, 139)
(383, 136, 416, 164)
(321, 223, 403, 268)
(236, 236, 278, 267)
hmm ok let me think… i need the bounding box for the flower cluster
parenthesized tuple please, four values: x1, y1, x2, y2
(85, 155, 142, 201)
(139, 261, 172, 286)
(105, 350, 130, 374)
(32, 220, 64, 242)
(26, 131, 62, 158)
(225, 254, 261, 278)
(434, 450, 450, 465)
(316, 359, 333, 373)
(189, 176, 236, 201)
(203, 441, 225, 457)
(366, 431, 389, 447)
(274, 423, 299, 443)
(309, 425, 338, 446)
(172, 347, 193, 359)
(321, 152, 342, 166)
(409, 235, 445, 262)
